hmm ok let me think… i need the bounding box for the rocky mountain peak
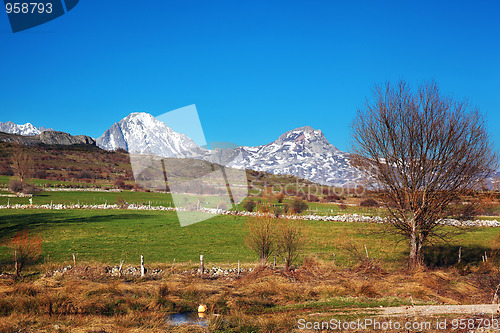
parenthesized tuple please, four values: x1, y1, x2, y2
(96, 114, 363, 187)
(96, 112, 202, 157)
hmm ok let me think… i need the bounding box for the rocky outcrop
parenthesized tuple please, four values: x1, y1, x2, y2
(0, 130, 96, 147)
(38, 131, 95, 145)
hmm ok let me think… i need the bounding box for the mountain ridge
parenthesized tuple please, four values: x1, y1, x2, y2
(0, 121, 54, 136)
(0, 130, 96, 147)
(95, 112, 363, 187)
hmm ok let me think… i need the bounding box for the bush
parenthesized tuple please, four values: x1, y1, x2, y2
(8, 179, 23, 193)
(75, 170, 95, 179)
(306, 194, 319, 202)
(10, 230, 42, 277)
(272, 206, 284, 217)
(291, 198, 308, 214)
(116, 196, 127, 208)
(359, 198, 379, 208)
(0, 167, 14, 176)
(114, 180, 125, 189)
(323, 194, 341, 202)
(282, 203, 290, 214)
(22, 184, 42, 195)
(33, 170, 48, 179)
(277, 219, 305, 270)
(246, 217, 275, 265)
(276, 192, 285, 203)
(259, 203, 270, 213)
(242, 199, 256, 212)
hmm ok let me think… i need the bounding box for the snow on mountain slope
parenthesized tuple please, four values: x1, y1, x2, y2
(0, 121, 41, 136)
(96, 112, 203, 157)
(97, 112, 363, 187)
(229, 126, 363, 187)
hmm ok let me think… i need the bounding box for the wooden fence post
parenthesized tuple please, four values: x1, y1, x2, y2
(200, 255, 204, 275)
(14, 250, 18, 276)
(119, 260, 124, 277)
(141, 255, 145, 277)
(72, 253, 77, 267)
(171, 258, 176, 272)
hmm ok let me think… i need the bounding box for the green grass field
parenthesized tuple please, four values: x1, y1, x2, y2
(1, 209, 499, 270)
(0, 190, 174, 207)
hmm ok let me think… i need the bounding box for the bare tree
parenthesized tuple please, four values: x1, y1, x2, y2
(10, 142, 33, 183)
(351, 80, 498, 269)
(277, 219, 305, 270)
(246, 217, 275, 265)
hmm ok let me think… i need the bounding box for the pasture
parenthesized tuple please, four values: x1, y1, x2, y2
(0, 208, 498, 270)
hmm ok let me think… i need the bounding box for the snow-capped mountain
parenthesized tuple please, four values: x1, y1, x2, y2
(96, 112, 203, 157)
(97, 112, 362, 187)
(0, 121, 53, 136)
(229, 126, 363, 187)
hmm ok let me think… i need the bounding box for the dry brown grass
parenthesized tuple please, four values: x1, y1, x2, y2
(1, 261, 500, 332)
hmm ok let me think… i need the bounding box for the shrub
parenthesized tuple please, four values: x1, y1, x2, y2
(116, 196, 127, 208)
(246, 217, 276, 265)
(291, 198, 308, 214)
(306, 194, 319, 202)
(10, 230, 42, 277)
(75, 170, 95, 179)
(323, 194, 341, 202)
(259, 203, 270, 213)
(114, 180, 125, 189)
(359, 198, 379, 208)
(242, 199, 256, 212)
(276, 192, 285, 203)
(272, 206, 284, 217)
(8, 179, 23, 193)
(0, 167, 14, 176)
(33, 170, 48, 179)
(282, 203, 290, 214)
(277, 220, 305, 270)
(22, 184, 42, 195)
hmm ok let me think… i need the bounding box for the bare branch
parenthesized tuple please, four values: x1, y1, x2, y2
(350, 80, 498, 269)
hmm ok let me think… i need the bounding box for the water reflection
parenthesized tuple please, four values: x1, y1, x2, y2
(167, 312, 208, 326)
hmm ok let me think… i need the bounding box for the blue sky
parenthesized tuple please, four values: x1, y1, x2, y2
(0, 0, 499, 152)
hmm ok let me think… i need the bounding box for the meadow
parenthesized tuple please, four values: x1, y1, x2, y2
(1, 207, 498, 270)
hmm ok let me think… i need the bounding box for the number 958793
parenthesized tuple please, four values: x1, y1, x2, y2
(5, 2, 53, 14)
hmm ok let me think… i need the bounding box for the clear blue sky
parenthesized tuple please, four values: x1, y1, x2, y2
(0, 0, 499, 152)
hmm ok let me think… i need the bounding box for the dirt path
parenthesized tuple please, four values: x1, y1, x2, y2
(379, 304, 500, 317)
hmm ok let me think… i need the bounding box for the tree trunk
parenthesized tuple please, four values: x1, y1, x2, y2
(409, 228, 423, 269)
